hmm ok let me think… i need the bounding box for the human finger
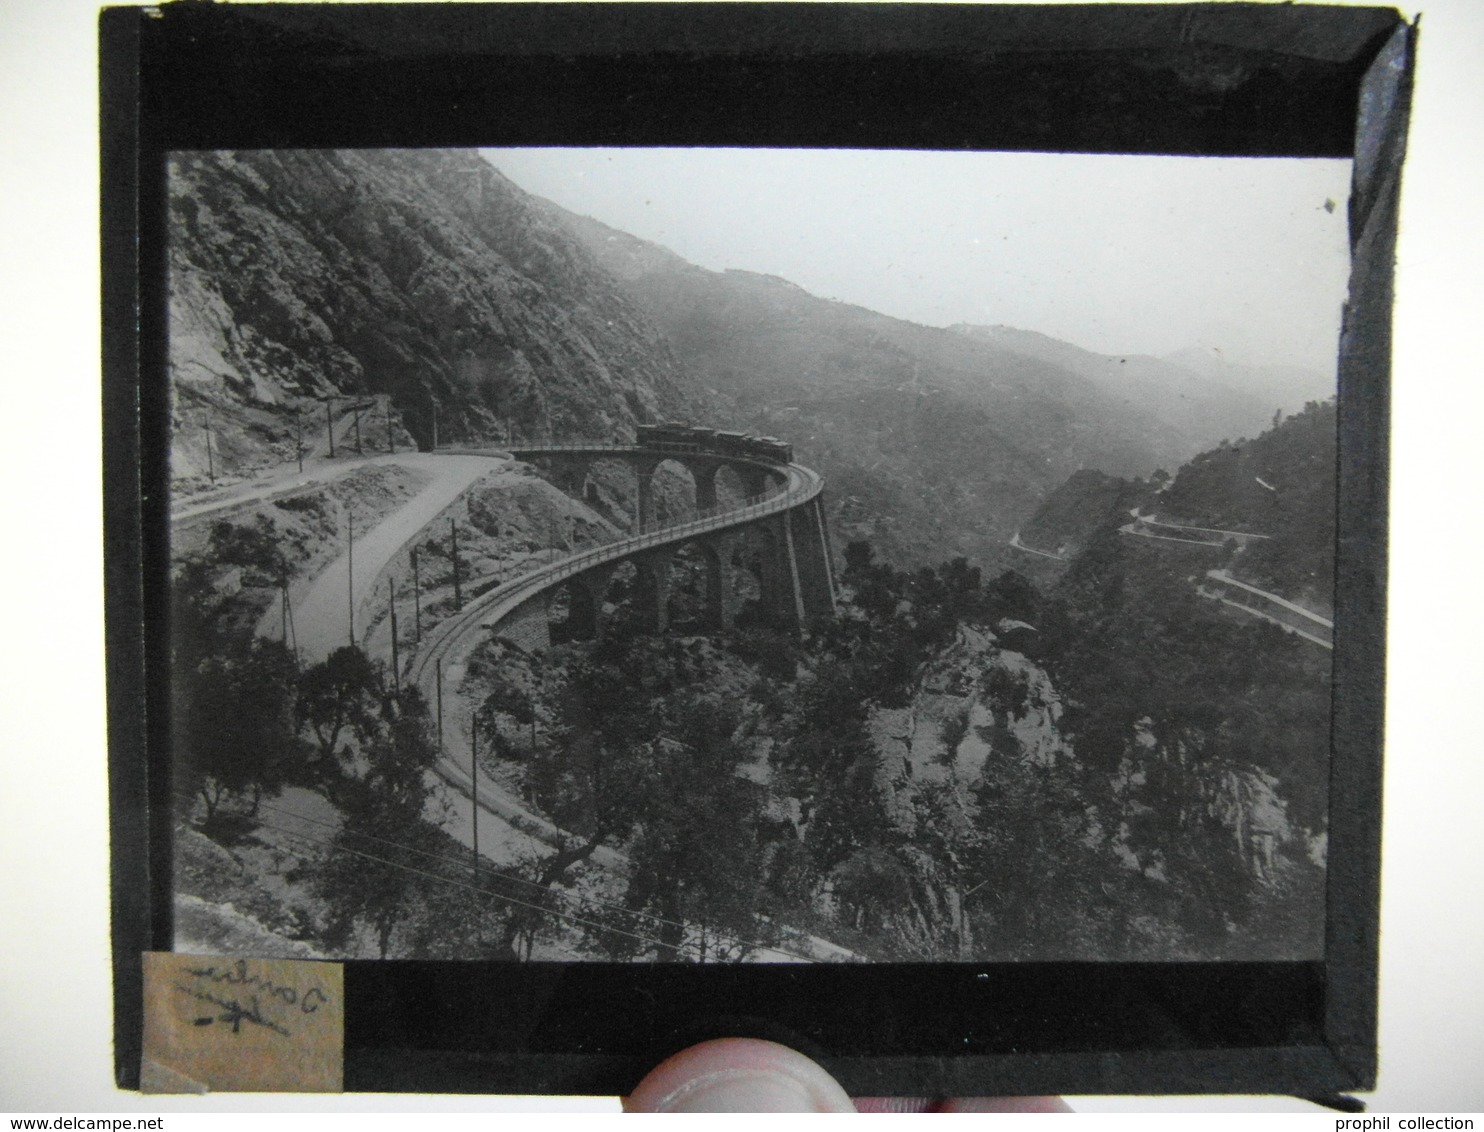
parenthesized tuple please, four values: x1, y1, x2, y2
(622, 1037, 857, 1112)
(854, 1096, 1071, 1113)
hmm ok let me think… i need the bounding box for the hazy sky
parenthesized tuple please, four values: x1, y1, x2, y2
(482, 147, 1352, 375)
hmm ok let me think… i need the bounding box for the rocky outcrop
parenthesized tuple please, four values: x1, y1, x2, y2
(168, 149, 697, 482)
(871, 623, 1071, 793)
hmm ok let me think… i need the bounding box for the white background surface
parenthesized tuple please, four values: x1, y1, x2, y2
(2, 0, 1480, 1115)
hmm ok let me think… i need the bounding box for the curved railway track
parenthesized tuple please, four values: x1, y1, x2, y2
(405, 448, 822, 855)
(399, 446, 854, 960)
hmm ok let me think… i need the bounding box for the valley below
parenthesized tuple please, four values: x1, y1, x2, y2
(166, 147, 1339, 965)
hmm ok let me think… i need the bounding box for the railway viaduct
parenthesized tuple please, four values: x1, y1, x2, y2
(439, 441, 838, 652)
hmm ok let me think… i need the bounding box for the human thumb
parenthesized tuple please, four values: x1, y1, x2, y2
(622, 1037, 857, 1113)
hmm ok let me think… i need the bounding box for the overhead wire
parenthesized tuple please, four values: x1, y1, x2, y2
(236, 437, 832, 965)
(256, 815, 699, 959)
(251, 796, 819, 962)
(253, 810, 816, 963)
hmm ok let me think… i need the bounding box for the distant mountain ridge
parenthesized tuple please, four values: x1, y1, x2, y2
(1019, 398, 1337, 613)
(546, 201, 1247, 571)
(168, 149, 695, 482)
(1162, 345, 1336, 416)
(168, 147, 1334, 580)
(949, 323, 1323, 455)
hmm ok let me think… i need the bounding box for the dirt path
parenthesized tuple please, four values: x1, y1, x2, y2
(171, 450, 402, 526)
(239, 449, 552, 872)
(187, 442, 853, 960)
(270, 453, 507, 665)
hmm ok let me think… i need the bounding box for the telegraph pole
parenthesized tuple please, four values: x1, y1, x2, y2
(450, 519, 462, 611)
(296, 410, 304, 473)
(325, 398, 335, 458)
(284, 585, 298, 658)
(471, 715, 480, 882)
(204, 417, 215, 483)
(388, 579, 400, 696)
(347, 511, 355, 648)
(435, 658, 443, 752)
(411, 548, 422, 644)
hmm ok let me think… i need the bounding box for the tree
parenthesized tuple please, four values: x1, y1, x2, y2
(842, 539, 876, 577)
(177, 638, 302, 828)
(982, 569, 1040, 626)
(773, 661, 892, 875)
(935, 706, 971, 767)
(492, 642, 673, 958)
(939, 556, 983, 615)
(506, 638, 788, 961)
(829, 845, 918, 938)
(296, 646, 383, 792)
(206, 514, 291, 580)
(962, 757, 1111, 959)
(618, 750, 778, 958)
(483, 675, 535, 726)
(314, 688, 445, 958)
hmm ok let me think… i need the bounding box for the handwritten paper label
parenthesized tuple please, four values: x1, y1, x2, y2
(141, 953, 344, 1093)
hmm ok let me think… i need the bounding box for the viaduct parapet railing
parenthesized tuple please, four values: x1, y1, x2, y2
(403, 441, 855, 962)
(423, 441, 837, 655)
(444, 441, 786, 533)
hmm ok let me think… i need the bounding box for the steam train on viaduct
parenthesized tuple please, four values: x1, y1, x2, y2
(635, 422, 794, 465)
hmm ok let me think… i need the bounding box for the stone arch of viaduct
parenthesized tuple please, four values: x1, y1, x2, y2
(482, 443, 837, 651)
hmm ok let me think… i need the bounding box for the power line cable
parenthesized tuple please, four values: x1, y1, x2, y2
(257, 816, 699, 959)
(254, 797, 819, 963)
(261, 815, 825, 963)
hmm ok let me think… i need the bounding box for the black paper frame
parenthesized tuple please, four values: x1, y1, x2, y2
(100, 1, 1410, 1100)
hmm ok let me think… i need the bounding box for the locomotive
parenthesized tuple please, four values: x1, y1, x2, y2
(635, 422, 793, 465)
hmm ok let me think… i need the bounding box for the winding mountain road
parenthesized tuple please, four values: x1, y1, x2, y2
(272, 452, 506, 664)
(394, 446, 856, 960)
(1118, 510, 1271, 548)
(177, 439, 851, 960)
(1198, 569, 1334, 649)
(403, 447, 826, 877)
(171, 409, 392, 524)
(1008, 530, 1066, 561)
(174, 446, 553, 870)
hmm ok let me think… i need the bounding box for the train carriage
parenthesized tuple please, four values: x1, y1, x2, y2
(636, 423, 792, 465)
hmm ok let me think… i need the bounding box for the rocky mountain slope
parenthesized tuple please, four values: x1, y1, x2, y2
(547, 205, 1229, 572)
(1019, 398, 1338, 612)
(166, 150, 1336, 965)
(168, 149, 695, 484)
(1015, 468, 1144, 562)
(950, 323, 1294, 455)
(171, 146, 1333, 580)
